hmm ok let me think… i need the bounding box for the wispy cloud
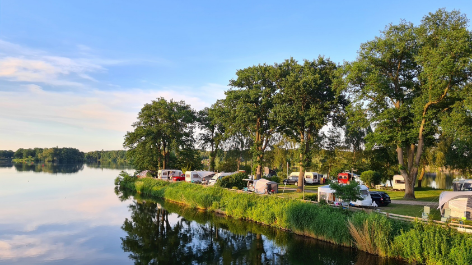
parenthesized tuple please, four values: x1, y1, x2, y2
(0, 40, 121, 88)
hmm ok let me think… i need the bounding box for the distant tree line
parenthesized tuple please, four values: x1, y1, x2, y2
(125, 9, 472, 199)
(85, 150, 128, 163)
(8, 147, 85, 162)
(1, 148, 128, 163)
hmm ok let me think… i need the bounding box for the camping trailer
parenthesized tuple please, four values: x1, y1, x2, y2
(392, 175, 406, 190)
(185, 171, 215, 183)
(208, 172, 234, 186)
(158, 169, 183, 180)
(350, 185, 373, 207)
(289, 172, 322, 184)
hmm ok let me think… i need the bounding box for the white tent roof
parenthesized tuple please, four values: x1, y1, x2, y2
(438, 191, 472, 209)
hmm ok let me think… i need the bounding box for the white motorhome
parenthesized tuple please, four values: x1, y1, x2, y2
(289, 172, 322, 184)
(208, 172, 234, 186)
(158, 169, 183, 180)
(392, 175, 406, 190)
(185, 171, 215, 184)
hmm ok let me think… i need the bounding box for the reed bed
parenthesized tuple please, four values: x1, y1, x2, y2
(115, 172, 472, 264)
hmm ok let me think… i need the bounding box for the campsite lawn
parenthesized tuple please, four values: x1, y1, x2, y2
(380, 204, 442, 220)
(372, 187, 447, 202)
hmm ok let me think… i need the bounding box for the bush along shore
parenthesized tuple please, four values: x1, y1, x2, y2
(115, 172, 472, 264)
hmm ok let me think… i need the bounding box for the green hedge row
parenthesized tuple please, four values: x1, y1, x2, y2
(115, 172, 472, 264)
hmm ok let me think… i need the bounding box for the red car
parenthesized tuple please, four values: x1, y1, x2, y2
(172, 175, 185, 181)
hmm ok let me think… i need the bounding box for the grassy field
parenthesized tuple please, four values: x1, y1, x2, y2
(372, 187, 446, 202)
(379, 204, 442, 220)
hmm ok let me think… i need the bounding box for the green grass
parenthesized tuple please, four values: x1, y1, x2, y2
(115, 173, 472, 265)
(381, 204, 441, 220)
(372, 187, 446, 202)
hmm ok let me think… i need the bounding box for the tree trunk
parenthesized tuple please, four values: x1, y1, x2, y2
(297, 132, 305, 192)
(417, 167, 425, 188)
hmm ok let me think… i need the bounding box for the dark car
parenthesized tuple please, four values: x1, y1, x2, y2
(370, 191, 391, 206)
(283, 176, 299, 185)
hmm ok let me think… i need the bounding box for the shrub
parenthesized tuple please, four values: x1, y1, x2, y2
(329, 181, 363, 202)
(360, 170, 381, 188)
(263, 175, 282, 183)
(304, 194, 317, 201)
(216, 172, 248, 189)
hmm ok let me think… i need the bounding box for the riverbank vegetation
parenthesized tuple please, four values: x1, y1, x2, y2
(123, 9, 472, 200)
(115, 174, 472, 264)
(2, 148, 129, 163)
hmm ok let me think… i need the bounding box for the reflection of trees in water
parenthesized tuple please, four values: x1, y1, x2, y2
(422, 172, 454, 190)
(13, 162, 84, 173)
(120, 200, 403, 265)
(0, 160, 13, 168)
(85, 161, 132, 170)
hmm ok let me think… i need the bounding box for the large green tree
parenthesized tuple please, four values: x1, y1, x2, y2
(344, 9, 472, 199)
(197, 101, 226, 171)
(274, 57, 345, 192)
(224, 64, 277, 179)
(124, 98, 196, 170)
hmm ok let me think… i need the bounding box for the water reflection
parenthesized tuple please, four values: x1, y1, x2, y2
(0, 160, 12, 168)
(13, 162, 85, 173)
(120, 199, 405, 265)
(421, 171, 455, 190)
(5, 161, 133, 174)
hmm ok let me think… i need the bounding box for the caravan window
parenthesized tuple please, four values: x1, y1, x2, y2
(305, 175, 311, 178)
(163, 172, 167, 176)
(360, 190, 368, 197)
(395, 179, 405, 184)
(193, 174, 199, 179)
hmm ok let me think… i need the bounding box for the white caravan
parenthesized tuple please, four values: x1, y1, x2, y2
(158, 169, 183, 180)
(289, 172, 322, 184)
(208, 172, 234, 186)
(185, 171, 215, 184)
(392, 175, 406, 190)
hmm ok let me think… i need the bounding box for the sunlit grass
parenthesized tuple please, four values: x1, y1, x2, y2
(380, 204, 441, 220)
(372, 187, 446, 202)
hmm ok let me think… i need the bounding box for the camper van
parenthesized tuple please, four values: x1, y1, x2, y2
(452, 179, 472, 191)
(338, 172, 354, 184)
(185, 171, 215, 184)
(392, 175, 406, 190)
(158, 169, 183, 180)
(246, 179, 278, 194)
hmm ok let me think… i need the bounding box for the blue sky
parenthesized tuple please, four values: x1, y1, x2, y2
(1, 0, 471, 151)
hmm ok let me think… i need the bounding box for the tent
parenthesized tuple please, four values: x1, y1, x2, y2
(246, 179, 278, 194)
(438, 191, 472, 220)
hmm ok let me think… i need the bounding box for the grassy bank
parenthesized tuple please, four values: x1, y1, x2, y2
(116, 173, 472, 264)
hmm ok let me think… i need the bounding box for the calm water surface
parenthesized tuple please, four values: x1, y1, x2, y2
(0, 162, 407, 264)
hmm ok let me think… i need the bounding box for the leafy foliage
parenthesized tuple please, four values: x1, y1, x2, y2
(360, 170, 381, 188)
(215, 172, 247, 190)
(329, 181, 363, 202)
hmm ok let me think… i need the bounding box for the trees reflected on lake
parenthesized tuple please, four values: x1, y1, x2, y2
(6, 161, 133, 173)
(120, 199, 405, 265)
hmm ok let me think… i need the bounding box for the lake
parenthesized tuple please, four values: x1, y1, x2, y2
(0, 162, 406, 264)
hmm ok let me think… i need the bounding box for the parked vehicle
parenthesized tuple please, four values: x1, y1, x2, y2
(185, 171, 215, 184)
(370, 191, 391, 206)
(172, 175, 185, 181)
(337, 172, 353, 184)
(452, 179, 472, 191)
(287, 172, 322, 185)
(283, 176, 299, 185)
(392, 175, 405, 190)
(208, 172, 234, 186)
(158, 169, 183, 181)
